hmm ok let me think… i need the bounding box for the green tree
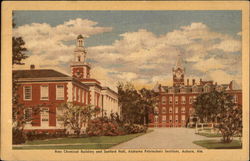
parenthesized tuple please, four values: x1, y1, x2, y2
(193, 90, 242, 143)
(138, 88, 158, 125)
(117, 82, 157, 125)
(57, 102, 100, 136)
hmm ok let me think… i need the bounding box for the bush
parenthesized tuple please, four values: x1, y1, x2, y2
(13, 128, 26, 144)
(123, 124, 147, 134)
(86, 117, 125, 136)
(26, 130, 67, 141)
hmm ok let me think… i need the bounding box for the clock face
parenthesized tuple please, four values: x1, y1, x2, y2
(75, 69, 83, 78)
(175, 70, 182, 79)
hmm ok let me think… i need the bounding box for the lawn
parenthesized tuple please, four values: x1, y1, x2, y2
(13, 130, 153, 150)
(196, 132, 222, 137)
(193, 139, 242, 149)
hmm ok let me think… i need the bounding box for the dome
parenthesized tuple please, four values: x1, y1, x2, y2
(77, 34, 84, 39)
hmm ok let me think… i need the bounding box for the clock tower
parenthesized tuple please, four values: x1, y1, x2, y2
(172, 53, 185, 87)
(70, 35, 91, 80)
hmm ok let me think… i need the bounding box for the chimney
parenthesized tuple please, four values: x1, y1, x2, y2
(192, 79, 195, 85)
(200, 78, 202, 84)
(187, 79, 189, 86)
(30, 64, 35, 70)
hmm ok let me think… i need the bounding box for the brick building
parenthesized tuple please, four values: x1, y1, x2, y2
(149, 54, 242, 128)
(13, 35, 120, 133)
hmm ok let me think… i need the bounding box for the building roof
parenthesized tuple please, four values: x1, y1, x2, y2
(13, 69, 70, 79)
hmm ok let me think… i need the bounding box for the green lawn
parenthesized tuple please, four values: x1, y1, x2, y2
(193, 139, 242, 149)
(196, 132, 222, 137)
(13, 130, 153, 150)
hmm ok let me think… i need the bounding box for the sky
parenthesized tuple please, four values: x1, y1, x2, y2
(13, 10, 242, 90)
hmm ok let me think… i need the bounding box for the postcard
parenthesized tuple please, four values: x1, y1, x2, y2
(1, 1, 249, 161)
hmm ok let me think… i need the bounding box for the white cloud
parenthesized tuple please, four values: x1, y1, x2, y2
(14, 21, 242, 89)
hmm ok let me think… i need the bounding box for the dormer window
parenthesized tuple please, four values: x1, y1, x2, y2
(78, 56, 81, 62)
(192, 85, 198, 93)
(204, 85, 210, 93)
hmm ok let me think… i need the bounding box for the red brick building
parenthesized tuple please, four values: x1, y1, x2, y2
(13, 35, 120, 133)
(149, 54, 242, 128)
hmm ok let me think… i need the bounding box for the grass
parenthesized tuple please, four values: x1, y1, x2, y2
(193, 139, 242, 149)
(196, 132, 222, 137)
(13, 130, 153, 150)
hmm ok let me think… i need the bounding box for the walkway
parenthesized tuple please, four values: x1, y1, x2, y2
(111, 128, 211, 149)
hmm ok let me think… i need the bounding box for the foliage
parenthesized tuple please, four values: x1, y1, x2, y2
(117, 82, 157, 125)
(193, 90, 242, 143)
(193, 140, 242, 149)
(13, 127, 26, 144)
(26, 130, 67, 141)
(217, 105, 242, 143)
(86, 116, 125, 136)
(123, 124, 147, 134)
(57, 102, 99, 136)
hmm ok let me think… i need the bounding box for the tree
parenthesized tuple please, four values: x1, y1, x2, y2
(12, 14, 29, 135)
(193, 90, 242, 143)
(117, 82, 157, 125)
(138, 88, 158, 125)
(57, 102, 100, 136)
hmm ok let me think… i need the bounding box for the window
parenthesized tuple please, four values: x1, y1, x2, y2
(56, 85, 64, 100)
(162, 96, 166, 104)
(192, 86, 198, 93)
(189, 108, 194, 114)
(169, 107, 173, 113)
(233, 95, 238, 103)
(204, 86, 210, 93)
(181, 96, 186, 104)
(154, 107, 159, 114)
(181, 107, 185, 113)
(40, 85, 49, 100)
(24, 86, 32, 100)
(41, 108, 49, 122)
(189, 96, 193, 104)
(154, 116, 158, 122)
(181, 115, 186, 123)
(162, 107, 166, 114)
(175, 107, 179, 113)
(169, 115, 172, 123)
(162, 116, 166, 122)
(82, 91, 84, 103)
(180, 88, 186, 93)
(169, 96, 173, 104)
(86, 92, 88, 104)
(175, 115, 178, 123)
(24, 108, 32, 121)
(175, 96, 178, 104)
(193, 96, 197, 103)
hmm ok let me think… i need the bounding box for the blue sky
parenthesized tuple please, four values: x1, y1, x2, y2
(13, 10, 242, 89)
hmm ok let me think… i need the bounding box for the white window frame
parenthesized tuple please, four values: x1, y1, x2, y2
(73, 87, 76, 101)
(169, 96, 173, 104)
(41, 107, 49, 123)
(169, 115, 172, 123)
(56, 85, 64, 100)
(77, 89, 80, 102)
(234, 95, 238, 103)
(175, 107, 179, 113)
(23, 86, 32, 101)
(189, 96, 193, 104)
(181, 107, 186, 113)
(181, 96, 186, 104)
(40, 85, 49, 100)
(154, 116, 158, 122)
(181, 115, 186, 122)
(162, 96, 166, 104)
(162, 115, 166, 122)
(175, 96, 178, 104)
(169, 107, 173, 113)
(24, 108, 32, 123)
(162, 107, 166, 114)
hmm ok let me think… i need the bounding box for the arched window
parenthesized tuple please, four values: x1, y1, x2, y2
(162, 96, 166, 104)
(162, 107, 166, 114)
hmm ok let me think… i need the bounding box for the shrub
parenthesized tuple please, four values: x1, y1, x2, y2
(26, 130, 67, 141)
(123, 124, 147, 134)
(13, 128, 26, 144)
(86, 117, 125, 136)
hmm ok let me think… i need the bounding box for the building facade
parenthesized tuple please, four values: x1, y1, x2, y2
(13, 35, 120, 133)
(149, 54, 242, 128)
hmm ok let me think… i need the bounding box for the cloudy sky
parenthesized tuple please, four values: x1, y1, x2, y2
(13, 11, 242, 90)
